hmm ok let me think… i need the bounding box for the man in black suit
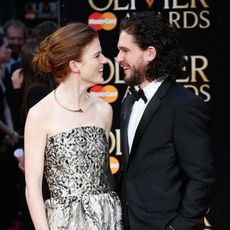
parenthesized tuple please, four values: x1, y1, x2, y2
(117, 11, 214, 230)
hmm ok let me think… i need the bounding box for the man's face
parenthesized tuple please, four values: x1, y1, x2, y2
(6, 26, 25, 58)
(117, 31, 147, 86)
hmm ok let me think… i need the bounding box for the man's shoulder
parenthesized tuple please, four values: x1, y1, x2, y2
(169, 81, 199, 99)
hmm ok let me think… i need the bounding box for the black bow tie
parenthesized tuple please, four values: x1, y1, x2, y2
(129, 86, 148, 103)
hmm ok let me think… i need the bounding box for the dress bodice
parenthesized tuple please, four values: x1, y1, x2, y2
(44, 126, 111, 198)
(44, 126, 123, 229)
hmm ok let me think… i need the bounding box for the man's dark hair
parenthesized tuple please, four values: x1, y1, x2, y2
(3, 19, 28, 39)
(120, 11, 185, 81)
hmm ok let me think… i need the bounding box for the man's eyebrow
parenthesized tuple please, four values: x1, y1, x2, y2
(118, 46, 130, 50)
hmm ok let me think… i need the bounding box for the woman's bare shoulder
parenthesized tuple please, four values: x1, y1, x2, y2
(89, 93, 112, 114)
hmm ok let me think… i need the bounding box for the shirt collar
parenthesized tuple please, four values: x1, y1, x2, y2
(141, 80, 163, 101)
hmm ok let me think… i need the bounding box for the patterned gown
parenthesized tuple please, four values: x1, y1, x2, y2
(44, 126, 123, 230)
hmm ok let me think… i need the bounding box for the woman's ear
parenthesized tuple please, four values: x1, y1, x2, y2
(69, 60, 80, 73)
(144, 46, 156, 62)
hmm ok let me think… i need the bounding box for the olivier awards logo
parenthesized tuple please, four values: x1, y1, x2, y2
(177, 55, 210, 102)
(87, 0, 211, 30)
(163, 0, 211, 29)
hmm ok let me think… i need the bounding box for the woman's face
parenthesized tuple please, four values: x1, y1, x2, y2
(78, 38, 108, 86)
(0, 37, 11, 63)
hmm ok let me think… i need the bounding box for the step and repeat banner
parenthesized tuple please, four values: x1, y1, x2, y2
(58, 1, 229, 229)
(60, 0, 212, 173)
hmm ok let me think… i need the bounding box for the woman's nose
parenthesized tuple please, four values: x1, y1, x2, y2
(101, 54, 108, 64)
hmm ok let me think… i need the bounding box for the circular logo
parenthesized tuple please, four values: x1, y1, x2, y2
(88, 12, 103, 30)
(90, 85, 118, 103)
(88, 12, 117, 31)
(102, 12, 117, 31)
(109, 156, 120, 174)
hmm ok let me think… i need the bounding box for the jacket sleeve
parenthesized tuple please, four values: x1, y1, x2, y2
(169, 95, 215, 230)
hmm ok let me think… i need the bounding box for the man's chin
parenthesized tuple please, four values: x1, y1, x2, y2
(124, 75, 131, 85)
(124, 78, 136, 86)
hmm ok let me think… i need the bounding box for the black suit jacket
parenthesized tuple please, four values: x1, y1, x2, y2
(119, 80, 214, 230)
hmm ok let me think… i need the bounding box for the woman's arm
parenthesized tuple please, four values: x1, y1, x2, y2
(99, 101, 115, 189)
(24, 108, 49, 230)
(104, 102, 113, 141)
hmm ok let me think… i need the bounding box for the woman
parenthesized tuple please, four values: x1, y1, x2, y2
(24, 23, 123, 229)
(0, 32, 20, 229)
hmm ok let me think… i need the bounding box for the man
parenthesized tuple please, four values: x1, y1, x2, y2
(3, 19, 27, 73)
(117, 11, 214, 230)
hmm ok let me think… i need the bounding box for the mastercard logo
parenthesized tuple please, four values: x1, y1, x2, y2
(90, 85, 118, 103)
(109, 156, 120, 174)
(88, 12, 117, 31)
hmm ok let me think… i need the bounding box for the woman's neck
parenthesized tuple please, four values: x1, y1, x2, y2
(55, 80, 89, 112)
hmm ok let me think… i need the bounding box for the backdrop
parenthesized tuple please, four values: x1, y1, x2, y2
(57, 1, 229, 229)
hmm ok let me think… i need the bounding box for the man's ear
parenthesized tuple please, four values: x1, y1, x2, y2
(69, 60, 80, 73)
(144, 46, 156, 62)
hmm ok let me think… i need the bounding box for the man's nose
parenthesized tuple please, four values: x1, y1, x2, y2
(116, 52, 123, 63)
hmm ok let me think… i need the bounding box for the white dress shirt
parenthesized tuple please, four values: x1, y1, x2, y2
(128, 80, 162, 153)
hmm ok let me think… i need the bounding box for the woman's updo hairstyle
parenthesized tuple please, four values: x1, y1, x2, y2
(32, 22, 98, 82)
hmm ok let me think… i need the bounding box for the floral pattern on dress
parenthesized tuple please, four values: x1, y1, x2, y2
(44, 126, 123, 230)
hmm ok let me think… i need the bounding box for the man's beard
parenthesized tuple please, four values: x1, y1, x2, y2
(124, 63, 146, 86)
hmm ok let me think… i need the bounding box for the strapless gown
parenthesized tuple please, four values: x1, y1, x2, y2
(44, 126, 123, 229)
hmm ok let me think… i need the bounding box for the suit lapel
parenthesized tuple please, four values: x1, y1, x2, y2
(129, 80, 173, 163)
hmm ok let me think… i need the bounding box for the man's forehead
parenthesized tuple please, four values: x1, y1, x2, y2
(7, 26, 24, 35)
